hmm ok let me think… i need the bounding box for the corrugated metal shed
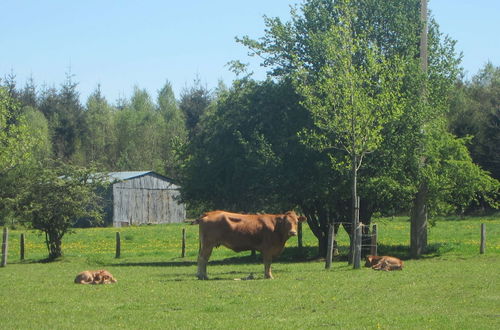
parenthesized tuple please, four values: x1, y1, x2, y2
(108, 171, 185, 227)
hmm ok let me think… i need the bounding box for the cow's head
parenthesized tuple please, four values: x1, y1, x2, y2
(280, 211, 307, 238)
(365, 255, 381, 267)
(100, 271, 117, 284)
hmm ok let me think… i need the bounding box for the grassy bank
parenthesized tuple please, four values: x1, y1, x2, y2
(1, 216, 499, 329)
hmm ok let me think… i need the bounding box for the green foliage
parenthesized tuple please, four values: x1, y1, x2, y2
(21, 105, 52, 161)
(236, 0, 428, 249)
(114, 87, 156, 169)
(0, 87, 35, 174)
(231, 0, 498, 257)
(0, 87, 38, 226)
(179, 77, 212, 137)
(180, 78, 308, 212)
(3, 74, 188, 181)
(157, 81, 188, 178)
(113, 86, 183, 175)
(449, 63, 500, 181)
(81, 86, 116, 169)
(291, 2, 408, 240)
(421, 120, 500, 215)
(294, 10, 405, 164)
(41, 72, 85, 161)
(19, 163, 105, 259)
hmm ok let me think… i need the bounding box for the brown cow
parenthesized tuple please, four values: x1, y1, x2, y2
(365, 255, 404, 271)
(192, 210, 307, 279)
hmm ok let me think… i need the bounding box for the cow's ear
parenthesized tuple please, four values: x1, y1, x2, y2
(298, 216, 307, 223)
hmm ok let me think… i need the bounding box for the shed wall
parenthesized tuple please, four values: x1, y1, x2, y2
(112, 173, 185, 227)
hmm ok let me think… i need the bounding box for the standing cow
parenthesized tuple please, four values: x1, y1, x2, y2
(192, 210, 306, 279)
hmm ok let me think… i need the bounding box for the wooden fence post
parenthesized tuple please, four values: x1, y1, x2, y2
(480, 223, 486, 254)
(353, 224, 362, 269)
(325, 224, 335, 270)
(371, 224, 378, 256)
(20, 233, 25, 261)
(298, 221, 303, 251)
(115, 232, 121, 259)
(181, 228, 186, 258)
(1, 227, 8, 267)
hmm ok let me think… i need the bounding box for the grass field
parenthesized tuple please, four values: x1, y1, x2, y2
(1, 216, 499, 329)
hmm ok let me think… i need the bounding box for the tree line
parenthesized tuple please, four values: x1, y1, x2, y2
(1, 0, 499, 259)
(0, 73, 217, 176)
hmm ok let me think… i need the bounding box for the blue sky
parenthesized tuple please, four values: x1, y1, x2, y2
(1, 0, 499, 104)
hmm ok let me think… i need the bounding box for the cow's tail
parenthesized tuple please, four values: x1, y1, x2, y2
(185, 219, 201, 225)
(185, 215, 207, 225)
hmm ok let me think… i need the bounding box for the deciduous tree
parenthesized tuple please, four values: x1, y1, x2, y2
(293, 0, 405, 257)
(20, 163, 104, 260)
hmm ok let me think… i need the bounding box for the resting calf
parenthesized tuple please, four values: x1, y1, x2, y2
(74, 270, 117, 284)
(365, 255, 403, 271)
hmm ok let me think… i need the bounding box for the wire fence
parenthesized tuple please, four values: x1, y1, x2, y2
(1, 221, 496, 267)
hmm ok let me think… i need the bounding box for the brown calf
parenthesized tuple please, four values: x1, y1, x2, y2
(74, 270, 117, 284)
(365, 255, 404, 271)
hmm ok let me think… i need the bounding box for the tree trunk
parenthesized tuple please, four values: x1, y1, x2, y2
(46, 230, 63, 260)
(410, 181, 428, 258)
(318, 234, 328, 257)
(303, 205, 334, 258)
(348, 155, 358, 264)
(411, 0, 429, 259)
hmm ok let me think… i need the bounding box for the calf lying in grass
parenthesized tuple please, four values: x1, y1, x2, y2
(74, 270, 117, 284)
(365, 255, 404, 271)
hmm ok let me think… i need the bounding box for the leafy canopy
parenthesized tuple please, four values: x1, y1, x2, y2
(20, 163, 105, 259)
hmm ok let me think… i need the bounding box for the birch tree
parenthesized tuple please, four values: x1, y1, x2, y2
(293, 0, 405, 257)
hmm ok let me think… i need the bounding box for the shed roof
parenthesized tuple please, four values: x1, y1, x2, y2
(107, 171, 153, 181)
(105, 171, 177, 185)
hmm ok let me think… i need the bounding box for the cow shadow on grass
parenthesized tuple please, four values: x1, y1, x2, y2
(111, 246, 319, 269)
(111, 255, 257, 269)
(112, 253, 307, 282)
(158, 270, 272, 282)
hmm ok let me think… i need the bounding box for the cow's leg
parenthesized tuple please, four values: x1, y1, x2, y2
(263, 254, 273, 279)
(197, 244, 213, 280)
(372, 261, 383, 270)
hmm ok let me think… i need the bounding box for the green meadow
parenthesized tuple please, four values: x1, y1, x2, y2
(1, 216, 499, 329)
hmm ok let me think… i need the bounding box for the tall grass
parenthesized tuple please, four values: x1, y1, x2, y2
(1, 216, 499, 329)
